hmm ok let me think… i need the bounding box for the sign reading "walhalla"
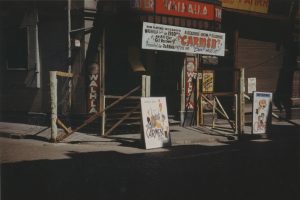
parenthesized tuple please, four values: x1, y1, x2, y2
(142, 22, 225, 56)
(131, 0, 221, 21)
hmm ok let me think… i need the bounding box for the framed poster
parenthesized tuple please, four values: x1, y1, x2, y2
(202, 70, 214, 93)
(141, 97, 171, 149)
(252, 92, 272, 134)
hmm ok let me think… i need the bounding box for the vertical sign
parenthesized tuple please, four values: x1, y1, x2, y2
(185, 57, 197, 110)
(248, 77, 256, 94)
(252, 92, 272, 134)
(88, 63, 99, 113)
(202, 70, 214, 93)
(141, 97, 171, 149)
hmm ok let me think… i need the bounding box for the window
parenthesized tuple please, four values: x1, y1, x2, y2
(5, 11, 28, 70)
(5, 9, 39, 71)
(4, 8, 41, 88)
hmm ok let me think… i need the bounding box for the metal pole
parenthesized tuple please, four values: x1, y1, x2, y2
(50, 71, 58, 142)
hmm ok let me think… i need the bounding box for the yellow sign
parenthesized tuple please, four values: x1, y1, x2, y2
(222, 0, 269, 14)
(202, 70, 214, 93)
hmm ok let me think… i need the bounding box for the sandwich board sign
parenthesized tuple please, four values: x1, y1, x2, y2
(141, 97, 171, 149)
(252, 92, 272, 134)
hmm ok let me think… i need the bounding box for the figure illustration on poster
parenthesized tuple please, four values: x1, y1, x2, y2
(144, 99, 169, 139)
(252, 92, 272, 134)
(141, 97, 171, 149)
(255, 99, 267, 132)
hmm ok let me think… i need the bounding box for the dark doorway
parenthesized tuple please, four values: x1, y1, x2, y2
(151, 51, 184, 120)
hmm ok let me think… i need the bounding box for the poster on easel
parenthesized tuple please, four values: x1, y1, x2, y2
(252, 92, 272, 134)
(141, 97, 171, 149)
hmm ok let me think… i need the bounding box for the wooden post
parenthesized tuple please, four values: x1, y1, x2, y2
(238, 68, 245, 135)
(101, 95, 106, 136)
(142, 75, 151, 97)
(212, 97, 216, 128)
(142, 75, 146, 97)
(146, 76, 151, 97)
(235, 93, 238, 135)
(50, 71, 58, 142)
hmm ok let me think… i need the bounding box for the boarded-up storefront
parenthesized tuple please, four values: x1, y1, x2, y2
(237, 38, 283, 94)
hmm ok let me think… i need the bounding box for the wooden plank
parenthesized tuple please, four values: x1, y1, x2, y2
(202, 94, 235, 130)
(56, 71, 73, 78)
(105, 105, 140, 136)
(105, 95, 141, 100)
(57, 86, 141, 142)
(56, 118, 72, 134)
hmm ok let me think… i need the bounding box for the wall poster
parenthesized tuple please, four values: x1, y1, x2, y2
(202, 70, 214, 93)
(252, 92, 272, 134)
(141, 97, 171, 149)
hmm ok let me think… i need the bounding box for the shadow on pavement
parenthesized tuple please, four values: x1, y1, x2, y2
(2, 129, 299, 200)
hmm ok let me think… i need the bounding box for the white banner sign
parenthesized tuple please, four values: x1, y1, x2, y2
(142, 22, 225, 56)
(252, 92, 272, 134)
(141, 97, 171, 149)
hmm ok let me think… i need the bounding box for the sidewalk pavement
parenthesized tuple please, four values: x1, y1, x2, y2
(1, 116, 299, 149)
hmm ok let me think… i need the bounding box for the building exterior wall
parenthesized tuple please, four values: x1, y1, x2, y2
(0, 1, 69, 121)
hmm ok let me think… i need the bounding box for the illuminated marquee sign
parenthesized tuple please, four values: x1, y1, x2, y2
(142, 22, 226, 56)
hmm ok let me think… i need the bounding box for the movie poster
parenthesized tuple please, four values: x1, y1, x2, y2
(252, 92, 272, 134)
(141, 97, 171, 149)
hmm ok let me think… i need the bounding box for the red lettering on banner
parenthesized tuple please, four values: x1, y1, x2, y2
(178, 35, 219, 50)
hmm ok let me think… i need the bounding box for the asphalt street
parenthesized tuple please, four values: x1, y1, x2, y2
(1, 124, 299, 200)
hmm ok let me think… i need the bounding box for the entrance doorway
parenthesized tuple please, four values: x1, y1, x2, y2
(151, 51, 184, 120)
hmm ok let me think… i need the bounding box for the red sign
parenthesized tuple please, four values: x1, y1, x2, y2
(185, 57, 197, 110)
(155, 0, 215, 20)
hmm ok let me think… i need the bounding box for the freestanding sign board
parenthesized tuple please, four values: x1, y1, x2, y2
(142, 22, 225, 56)
(252, 92, 272, 134)
(141, 97, 171, 149)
